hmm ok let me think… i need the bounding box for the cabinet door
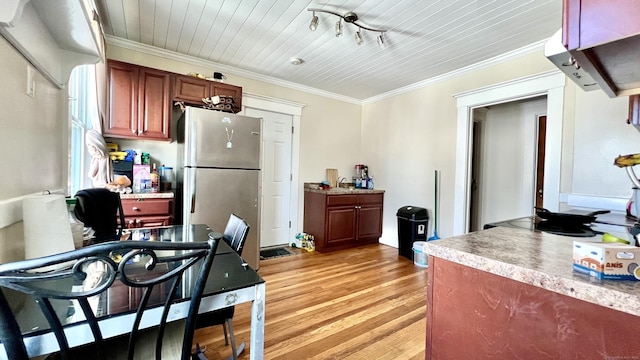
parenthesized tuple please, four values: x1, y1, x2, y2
(105, 61, 138, 137)
(121, 198, 174, 217)
(138, 68, 171, 140)
(357, 204, 383, 240)
(211, 82, 243, 112)
(136, 215, 172, 228)
(326, 206, 357, 246)
(173, 75, 210, 104)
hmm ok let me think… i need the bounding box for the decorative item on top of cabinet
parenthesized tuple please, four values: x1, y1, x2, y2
(172, 74, 242, 113)
(303, 191, 384, 252)
(121, 197, 174, 229)
(563, 0, 640, 97)
(105, 60, 171, 140)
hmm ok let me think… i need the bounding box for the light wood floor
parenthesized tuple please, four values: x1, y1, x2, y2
(194, 244, 428, 360)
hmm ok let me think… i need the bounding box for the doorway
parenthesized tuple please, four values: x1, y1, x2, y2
(452, 71, 566, 235)
(245, 107, 293, 248)
(468, 98, 547, 231)
(241, 93, 304, 248)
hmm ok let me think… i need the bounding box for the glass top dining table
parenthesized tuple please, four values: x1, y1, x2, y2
(0, 224, 266, 360)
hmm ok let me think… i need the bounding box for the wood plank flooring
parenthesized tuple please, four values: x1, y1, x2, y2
(194, 244, 428, 359)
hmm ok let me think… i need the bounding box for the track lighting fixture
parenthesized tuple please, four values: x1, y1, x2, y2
(307, 8, 387, 48)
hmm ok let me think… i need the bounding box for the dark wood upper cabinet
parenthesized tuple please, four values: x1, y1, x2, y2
(563, 0, 640, 97)
(173, 74, 243, 113)
(105, 60, 171, 140)
(173, 74, 210, 104)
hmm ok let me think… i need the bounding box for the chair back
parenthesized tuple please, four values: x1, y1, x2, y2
(74, 188, 126, 241)
(0, 235, 221, 360)
(223, 214, 250, 256)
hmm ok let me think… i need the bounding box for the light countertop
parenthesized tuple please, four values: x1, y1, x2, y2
(423, 226, 640, 317)
(304, 188, 385, 195)
(120, 191, 174, 199)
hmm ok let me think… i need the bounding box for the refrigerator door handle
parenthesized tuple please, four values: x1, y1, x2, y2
(251, 131, 260, 135)
(188, 167, 197, 214)
(187, 120, 198, 165)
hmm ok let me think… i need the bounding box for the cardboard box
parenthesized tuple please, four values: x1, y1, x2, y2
(573, 241, 640, 280)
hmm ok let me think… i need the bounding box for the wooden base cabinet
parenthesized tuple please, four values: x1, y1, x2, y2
(121, 197, 174, 229)
(304, 191, 383, 252)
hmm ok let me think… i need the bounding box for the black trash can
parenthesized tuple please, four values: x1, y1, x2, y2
(397, 206, 429, 260)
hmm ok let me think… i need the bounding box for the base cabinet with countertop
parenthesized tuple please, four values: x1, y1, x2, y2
(303, 189, 384, 252)
(120, 193, 174, 229)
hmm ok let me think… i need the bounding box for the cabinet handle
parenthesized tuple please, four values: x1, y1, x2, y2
(132, 207, 139, 211)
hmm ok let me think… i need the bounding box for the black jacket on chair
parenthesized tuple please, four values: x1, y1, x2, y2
(74, 188, 125, 241)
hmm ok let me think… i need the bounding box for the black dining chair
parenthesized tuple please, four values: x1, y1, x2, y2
(196, 214, 250, 360)
(0, 234, 221, 360)
(73, 188, 126, 241)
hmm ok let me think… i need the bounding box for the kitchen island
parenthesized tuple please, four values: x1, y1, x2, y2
(423, 226, 640, 359)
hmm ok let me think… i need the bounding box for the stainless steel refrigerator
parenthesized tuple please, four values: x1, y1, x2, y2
(176, 107, 262, 269)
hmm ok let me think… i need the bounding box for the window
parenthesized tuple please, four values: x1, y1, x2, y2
(68, 65, 99, 195)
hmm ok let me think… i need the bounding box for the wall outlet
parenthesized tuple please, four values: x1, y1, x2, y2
(26, 65, 35, 98)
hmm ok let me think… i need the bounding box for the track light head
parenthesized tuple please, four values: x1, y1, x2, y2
(355, 30, 364, 45)
(377, 33, 386, 49)
(309, 12, 318, 31)
(335, 19, 343, 37)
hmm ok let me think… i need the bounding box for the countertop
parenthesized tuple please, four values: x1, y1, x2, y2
(119, 191, 174, 199)
(304, 188, 385, 195)
(423, 226, 640, 317)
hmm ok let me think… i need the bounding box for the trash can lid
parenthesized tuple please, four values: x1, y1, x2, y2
(396, 206, 428, 220)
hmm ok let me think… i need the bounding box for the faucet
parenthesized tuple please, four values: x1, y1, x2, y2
(338, 177, 347, 187)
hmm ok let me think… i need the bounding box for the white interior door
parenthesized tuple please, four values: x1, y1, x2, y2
(244, 108, 293, 248)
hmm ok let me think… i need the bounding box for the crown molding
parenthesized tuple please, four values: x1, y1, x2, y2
(362, 39, 548, 104)
(106, 35, 551, 107)
(105, 35, 362, 105)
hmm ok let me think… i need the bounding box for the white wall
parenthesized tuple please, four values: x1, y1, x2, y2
(0, 36, 68, 262)
(364, 50, 639, 248)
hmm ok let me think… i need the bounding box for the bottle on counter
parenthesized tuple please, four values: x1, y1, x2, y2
(150, 163, 159, 192)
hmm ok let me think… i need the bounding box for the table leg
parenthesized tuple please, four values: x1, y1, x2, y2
(250, 282, 265, 360)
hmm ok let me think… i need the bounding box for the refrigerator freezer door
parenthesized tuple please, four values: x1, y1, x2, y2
(183, 167, 261, 269)
(184, 107, 261, 169)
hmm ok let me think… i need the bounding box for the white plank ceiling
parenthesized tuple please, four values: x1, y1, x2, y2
(95, 0, 562, 101)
